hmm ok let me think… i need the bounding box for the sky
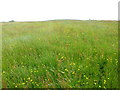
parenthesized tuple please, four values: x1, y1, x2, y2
(0, 0, 119, 22)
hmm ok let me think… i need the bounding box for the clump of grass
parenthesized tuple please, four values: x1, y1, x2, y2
(2, 20, 118, 88)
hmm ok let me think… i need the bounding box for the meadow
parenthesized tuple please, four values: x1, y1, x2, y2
(2, 20, 118, 88)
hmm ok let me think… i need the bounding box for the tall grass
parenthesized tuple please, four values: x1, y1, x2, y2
(0, 23, 2, 89)
(2, 20, 118, 88)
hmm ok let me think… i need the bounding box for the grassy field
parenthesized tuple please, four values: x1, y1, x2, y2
(2, 20, 118, 88)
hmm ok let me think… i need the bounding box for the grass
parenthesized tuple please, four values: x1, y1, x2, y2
(0, 23, 2, 89)
(2, 20, 118, 88)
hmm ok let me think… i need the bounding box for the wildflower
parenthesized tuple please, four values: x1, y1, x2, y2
(108, 78, 109, 80)
(61, 71, 65, 74)
(104, 80, 106, 84)
(72, 72, 75, 75)
(94, 83, 97, 85)
(70, 63, 76, 66)
(22, 83, 25, 85)
(104, 86, 106, 88)
(86, 77, 88, 79)
(2, 71, 5, 74)
(78, 69, 80, 70)
(99, 86, 101, 88)
(65, 69, 68, 72)
(36, 84, 39, 86)
(73, 63, 75, 65)
(61, 56, 64, 59)
(94, 80, 97, 82)
(101, 55, 104, 58)
(87, 58, 89, 60)
(15, 86, 17, 88)
(28, 77, 30, 80)
(84, 75, 86, 77)
(86, 82, 88, 84)
(30, 80, 33, 82)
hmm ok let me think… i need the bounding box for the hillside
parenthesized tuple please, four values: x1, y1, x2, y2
(2, 20, 118, 88)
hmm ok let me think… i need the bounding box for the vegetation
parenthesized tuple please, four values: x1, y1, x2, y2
(2, 20, 118, 88)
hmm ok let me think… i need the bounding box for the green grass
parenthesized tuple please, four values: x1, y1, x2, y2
(2, 20, 118, 88)
(0, 23, 2, 89)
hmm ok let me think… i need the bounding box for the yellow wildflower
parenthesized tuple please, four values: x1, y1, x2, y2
(86, 82, 88, 84)
(36, 84, 39, 86)
(104, 80, 106, 84)
(22, 83, 25, 85)
(73, 63, 75, 65)
(104, 86, 106, 88)
(31, 70, 33, 72)
(72, 72, 75, 74)
(2, 71, 5, 74)
(65, 69, 68, 72)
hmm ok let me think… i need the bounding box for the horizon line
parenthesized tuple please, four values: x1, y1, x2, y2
(0, 19, 118, 23)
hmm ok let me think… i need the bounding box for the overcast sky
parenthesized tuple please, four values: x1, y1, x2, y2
(0, 0, 119, 22)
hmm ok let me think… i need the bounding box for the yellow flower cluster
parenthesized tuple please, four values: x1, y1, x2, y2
(30, 69, 38, 73)
(104, 80, 106, 84)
